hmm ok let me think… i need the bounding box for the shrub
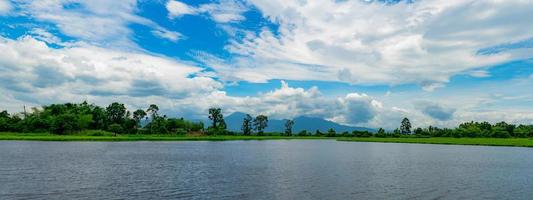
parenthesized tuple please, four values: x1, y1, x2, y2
(297, 130, 308, 136)
(108, 124, 123, 136)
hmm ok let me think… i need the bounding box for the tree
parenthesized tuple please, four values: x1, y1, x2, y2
(147, 104, 159, 119)
(241, 114, 253, 136)
(106, 102, 127, 125)
(326, 128, 336, 137)
(208, 108, 226, 130)
(400, 117, 411, 134)
(414, 127, 423, 135)
(253, 115, 268, 136)
(51, 114, 81, 135)
(133, 109, 147, 127)
(297, 130, 308, 136)
(284, 119, 294, 136)
(376, 128, 386, 137)
(108, 123, 122, 136)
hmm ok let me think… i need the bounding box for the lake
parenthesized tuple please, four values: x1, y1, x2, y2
(1, 140, 532, 199)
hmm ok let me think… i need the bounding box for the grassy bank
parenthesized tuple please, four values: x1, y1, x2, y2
(2, 132, 533, 148)
(338, 137, 533, 147)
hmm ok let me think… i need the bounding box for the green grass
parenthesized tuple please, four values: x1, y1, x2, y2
(1, 132, 533, 148)
(338, 137, 533, 147)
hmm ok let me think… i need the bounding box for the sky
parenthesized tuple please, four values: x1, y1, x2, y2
(0, 0, 532, 129)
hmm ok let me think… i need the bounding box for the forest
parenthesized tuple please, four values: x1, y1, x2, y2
(1, 101, 532, 138)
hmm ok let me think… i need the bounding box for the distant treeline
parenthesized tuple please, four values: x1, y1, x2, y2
(1, 101, 532, 138)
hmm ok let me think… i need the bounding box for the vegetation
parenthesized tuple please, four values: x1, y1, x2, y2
(241, 114, 253, 136)
(1, 102, 532, 147)
(253, 115, 268, 136)
(284, 119, 294, 136)
(0, 102, 203, 135)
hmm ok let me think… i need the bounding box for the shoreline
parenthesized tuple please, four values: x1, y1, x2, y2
(1, 133, 533, 147)
(339, 137, 533, 148)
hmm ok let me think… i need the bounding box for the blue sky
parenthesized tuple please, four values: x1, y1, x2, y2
(0, 0, 532, 129)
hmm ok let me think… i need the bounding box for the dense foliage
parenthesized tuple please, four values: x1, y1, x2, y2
(0, 102, 203, 135)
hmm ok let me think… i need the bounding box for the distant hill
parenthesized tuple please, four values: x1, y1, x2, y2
(223, 112, 374, 133)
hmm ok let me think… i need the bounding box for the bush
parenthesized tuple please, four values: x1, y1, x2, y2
(51, 114, 81, 135)
(176, 128, 187, 135)
(297, 130, 308, 136)
(108, 123, 123, 136)
(326, 128, 336, 137)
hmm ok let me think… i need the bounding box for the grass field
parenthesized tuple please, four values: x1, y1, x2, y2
(338, 137, 533, 147)
(1, 132, 533, 147)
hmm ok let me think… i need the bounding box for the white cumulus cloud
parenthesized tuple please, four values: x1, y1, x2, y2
(219, 0, 533, 89)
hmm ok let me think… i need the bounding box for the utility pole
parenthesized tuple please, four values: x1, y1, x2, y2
(23, 105, 27, 118)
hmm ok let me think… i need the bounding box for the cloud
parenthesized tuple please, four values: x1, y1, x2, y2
(166, 0, 197, 18)
(151, 29, 183, 42)
(15, 0, 182, 46)
(181, 81, 384, 127)
(0, 0, 11, 15)
(468, 70, 491, 78)
(0, 35, 222, 107)
(166, 0, 248, 23)
(416, 101, 455, 121)
(220, 0, 533, 89)
(338, 93, 379, 124)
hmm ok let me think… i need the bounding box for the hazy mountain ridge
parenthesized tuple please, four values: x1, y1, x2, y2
(223, 112, 375, 133)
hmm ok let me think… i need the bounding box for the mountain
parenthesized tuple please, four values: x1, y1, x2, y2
(223, 112, 374, 133)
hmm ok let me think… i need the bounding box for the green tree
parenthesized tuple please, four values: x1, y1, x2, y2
(400, 117, 411, 134)
(133, 109, 147, 127)
(241, 114, 253, 136)
(297, 130, 308, 136)
(108, 123, 123, 136)
(51, 114, 81, 135)
(315, 130, 323, 136)
(208, 108, 226, 130)
(376, 128, 386, 137)
(284, 119, 294, 136)
(326, 128, 336, 137)
(106, 102, 127, 125)
(147, 104, 159, 119)
(253, 115, 268, 136)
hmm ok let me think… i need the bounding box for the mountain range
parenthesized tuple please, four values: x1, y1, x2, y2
(220, 112, 374, 133)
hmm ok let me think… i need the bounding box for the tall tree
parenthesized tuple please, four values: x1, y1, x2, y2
(241, 114, 253, 136)
(284, 119, 294, 136)
(133, 109, 147, 127)
(400, 117, 412, 134)
(253, 115, 268, 135)
(147, 104, 159, 119)
(106, 102, 127, 125)
(208, 107, 226, 130)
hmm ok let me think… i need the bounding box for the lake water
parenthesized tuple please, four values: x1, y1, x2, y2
(1, 140, 532, 199)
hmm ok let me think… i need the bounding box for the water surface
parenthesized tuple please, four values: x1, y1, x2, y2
(1, 140, 532, 199)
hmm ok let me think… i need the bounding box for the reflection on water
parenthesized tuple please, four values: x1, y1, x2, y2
(1, 140, 532, 199)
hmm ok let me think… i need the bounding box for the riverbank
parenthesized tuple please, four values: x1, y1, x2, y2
(338, 137, 533, 147)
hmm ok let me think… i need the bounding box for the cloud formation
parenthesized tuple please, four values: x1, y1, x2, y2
(0, 0, 11, 15)
(0, 35, 221, 107)
(219, 0, 533, 88)
(416, 101, 455, 121)
(16, 0, 181, 47)
(167, 0, 248, 23)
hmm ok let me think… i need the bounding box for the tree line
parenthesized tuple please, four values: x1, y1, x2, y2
(1, 102, 532, 138)
(0, 102, 203, 135)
